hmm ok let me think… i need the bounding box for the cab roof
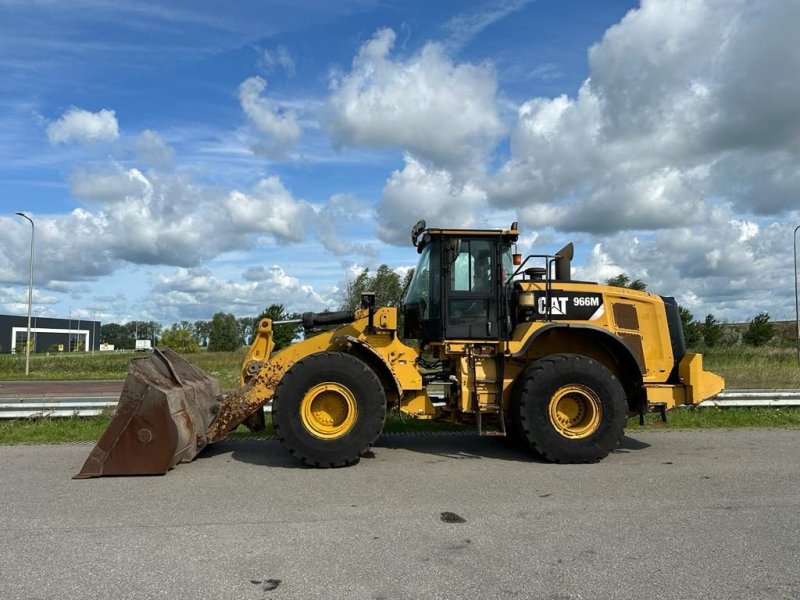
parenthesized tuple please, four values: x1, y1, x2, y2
(411, 219, 519, 249)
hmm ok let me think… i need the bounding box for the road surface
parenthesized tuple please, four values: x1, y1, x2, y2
(1, 428, 798, 599)
(0, 380, 123, 403)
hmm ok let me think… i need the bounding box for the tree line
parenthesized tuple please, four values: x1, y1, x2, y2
(100, 304, 302, 353)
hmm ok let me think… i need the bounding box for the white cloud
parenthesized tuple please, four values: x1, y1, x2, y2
(238, 76, 301, 148)
(568, 208, 798, 321)
(315, 194, 378, 258)
(226, 176, 313, 242)
(70, 164, 151, 204)
(149, 264, 335, 321)
(135, 130, 175, 169)
(329, 28, 503, 169)
(442, 0, 535, 53)
(490, 0, 800, 231)
(47, 107, 119, 145)
(261, 44, 296, 76)
(376, 154, 488, 245)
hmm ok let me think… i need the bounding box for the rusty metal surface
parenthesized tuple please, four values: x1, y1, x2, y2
(612, 303, 640, 331)
(207, 359, 286, 442)
(74, 348, 221, 478)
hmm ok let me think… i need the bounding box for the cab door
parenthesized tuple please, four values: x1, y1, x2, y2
(444, 238, 499, 339)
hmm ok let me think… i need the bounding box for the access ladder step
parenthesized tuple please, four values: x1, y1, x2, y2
(476, 407, 507, 437)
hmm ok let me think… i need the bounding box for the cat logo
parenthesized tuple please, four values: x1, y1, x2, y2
(538, 296, 568, 315)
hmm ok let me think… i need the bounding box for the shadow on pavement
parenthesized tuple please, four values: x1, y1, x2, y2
(199, 432, 651, 469)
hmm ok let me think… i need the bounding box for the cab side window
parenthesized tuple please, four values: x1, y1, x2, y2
(451, 240, 492, 291)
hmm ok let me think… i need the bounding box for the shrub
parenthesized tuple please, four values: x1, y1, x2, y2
(743, 312, 774, 347)
(208, 312, 240, 352)
(702, 314, 723, 347)
(160, 328, 200, 353)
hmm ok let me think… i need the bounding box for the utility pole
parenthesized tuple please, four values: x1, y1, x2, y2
(15, 212, 34, 376)
(794, 225, 800, 365)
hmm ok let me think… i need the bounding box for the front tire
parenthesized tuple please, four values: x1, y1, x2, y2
(272, 352, 386, 467)
(515, 354, 627, 463)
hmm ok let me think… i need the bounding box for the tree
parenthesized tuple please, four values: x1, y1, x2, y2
(604, 273, 647, 291)
(100, 323, 128, 349)
(208, 312, 241, 351)
(255, 304, 301, 351)
(341, 265, 407, 311)
(193, 320, 211, 347)
(743, 312, 774, 347)
(237, 317, 253, 346)
(160, 327, 200, 353)
(678, 306, 702, 347)
(701, 314, 723, 347)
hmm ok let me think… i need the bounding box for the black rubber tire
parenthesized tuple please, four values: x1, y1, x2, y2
(272, 352, 386, 467)
(515, 353, 627, 463)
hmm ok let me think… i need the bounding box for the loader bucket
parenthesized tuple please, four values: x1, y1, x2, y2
(74, 347, 222, 478)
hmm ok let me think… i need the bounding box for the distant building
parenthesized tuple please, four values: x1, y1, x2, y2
(0, 314, 101, 354)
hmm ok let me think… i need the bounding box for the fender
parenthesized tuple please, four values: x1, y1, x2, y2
(511, 323, 644, 378)
(333, 335, 404, 401)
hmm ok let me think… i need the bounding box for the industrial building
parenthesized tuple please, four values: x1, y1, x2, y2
(0, 314, 101, 354)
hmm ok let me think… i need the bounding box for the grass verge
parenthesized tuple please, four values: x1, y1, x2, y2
(2, 408, 798, 445)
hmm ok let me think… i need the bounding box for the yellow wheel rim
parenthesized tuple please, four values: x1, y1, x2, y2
(300, 382, 358, 440)
(547, 384, 602, 439)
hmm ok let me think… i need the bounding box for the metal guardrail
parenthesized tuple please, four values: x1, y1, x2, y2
(0, 398, 275, 419)
(0, 401, 117, 419)
(697, 389, 800, 408)
(0, 389, 798, 419)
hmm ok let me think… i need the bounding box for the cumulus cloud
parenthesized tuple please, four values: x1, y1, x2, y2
(568, 207, 798, 321)
(315, 194, 378, 258)
(149, 265, 336, 321)
(135, 130, 175, 169)
(329, 28, 503, 169)
(376, 154, 488, 245)
(490, 0, 800, 231)
(70, 164, 151, 204)
(226, 176, 313, 242)
(239, 75, 301, 148)
(47, 107, 119, 145)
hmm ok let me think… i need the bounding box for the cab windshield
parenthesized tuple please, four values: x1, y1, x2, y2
(404, 244, 431, 318)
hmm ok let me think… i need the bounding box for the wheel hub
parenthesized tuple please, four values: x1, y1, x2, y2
(300, 382, 358, 440)
(548, 384, 602, 439)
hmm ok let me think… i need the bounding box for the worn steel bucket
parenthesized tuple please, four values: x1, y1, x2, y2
(74, 347, 223, 478)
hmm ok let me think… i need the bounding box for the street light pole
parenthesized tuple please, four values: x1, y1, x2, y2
(794, 225, 800, 365)
(15, 212, 34, 376)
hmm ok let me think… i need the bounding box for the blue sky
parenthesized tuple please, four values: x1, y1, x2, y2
(1, 0, 799, 327)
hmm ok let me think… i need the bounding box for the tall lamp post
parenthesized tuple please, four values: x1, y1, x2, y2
(794, 225, 800, 365)
(15, 212, 34, 376)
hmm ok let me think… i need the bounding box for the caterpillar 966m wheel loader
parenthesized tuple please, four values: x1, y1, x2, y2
(75, 221, 724, 478)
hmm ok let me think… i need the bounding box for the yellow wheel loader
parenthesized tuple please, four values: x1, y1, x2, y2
(75, 221, 724, 477)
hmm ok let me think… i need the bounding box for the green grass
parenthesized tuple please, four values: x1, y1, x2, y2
(2, 408, 798, 446)
(628, 407, 800, 430)
(700, 346, 800, 389)
(0, 414, 114, 444)
(0, 349, 247, 390)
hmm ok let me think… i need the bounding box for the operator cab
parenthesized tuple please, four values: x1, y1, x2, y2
(403, 220, 519, 343)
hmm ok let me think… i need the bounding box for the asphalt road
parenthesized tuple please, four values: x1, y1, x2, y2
(0, 380, 123, 401)
(1, 429, 798, 600)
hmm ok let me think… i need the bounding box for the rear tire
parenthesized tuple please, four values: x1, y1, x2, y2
(272, 352, 386, 467)
(515, 354, 626, 463)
